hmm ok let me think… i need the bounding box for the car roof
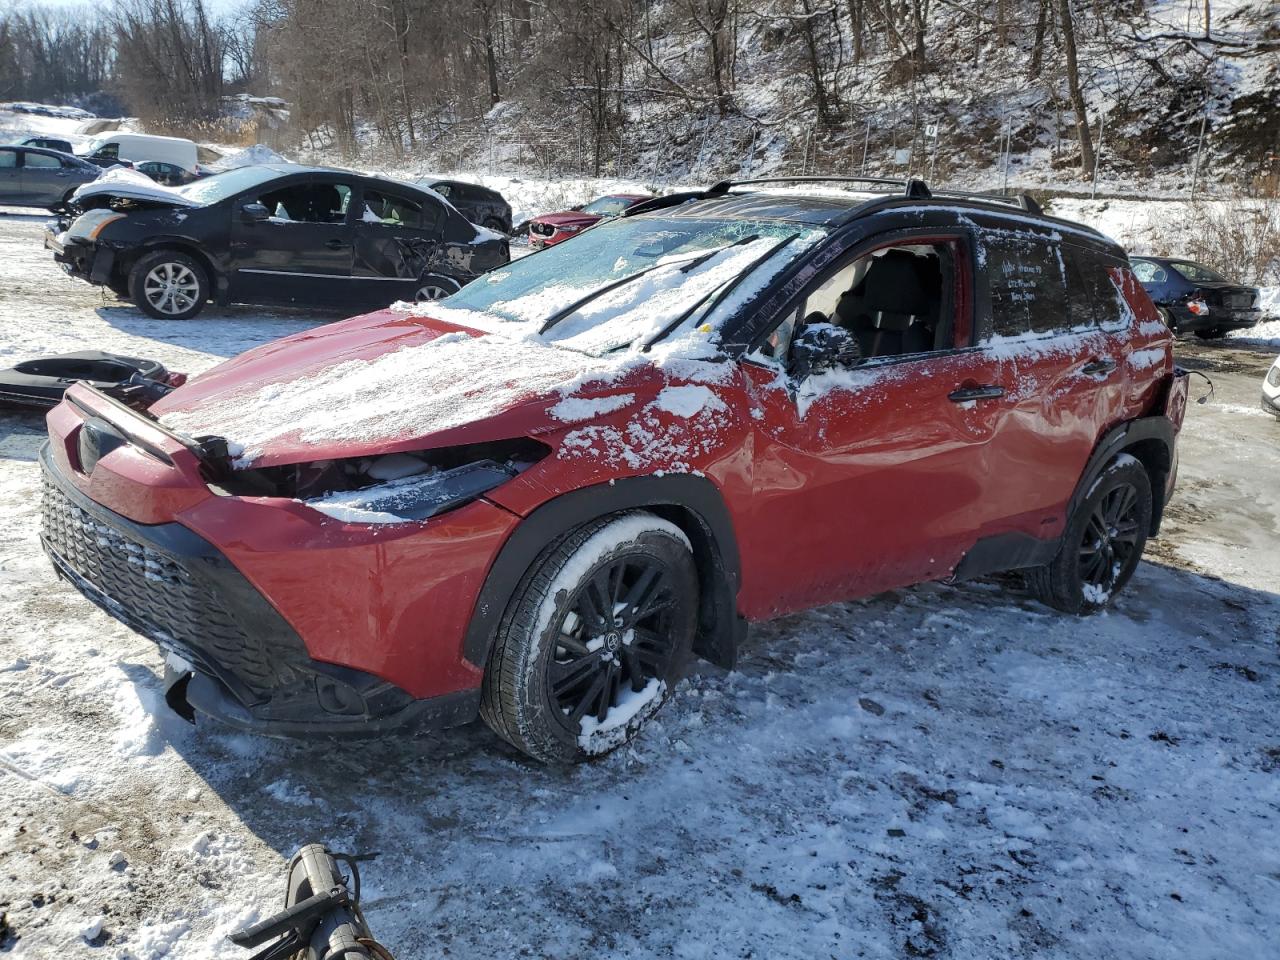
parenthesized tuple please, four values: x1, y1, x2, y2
(659, 192, 862, 226)
(630, 181, 1118, 251)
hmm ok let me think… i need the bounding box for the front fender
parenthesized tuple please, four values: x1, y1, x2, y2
(463, 473, 745, 672)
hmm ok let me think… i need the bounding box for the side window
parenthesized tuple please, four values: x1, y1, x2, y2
(361, 190, 425, 228)
(432, 183, 451, 198)
(25, 152, 60, 169)
(756, 239, 965, 367)
(1131, 260, 1167, 284)
(94, 142, 119, 160)
(981, 233, 1073, 338)
(256, 182, 351, 223)
(0, 149, 18, 169)
(1073, 248, 1132, 330)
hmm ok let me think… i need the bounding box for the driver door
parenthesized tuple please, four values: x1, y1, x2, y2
(739, 231, 1014, 616)
(228, 175, 357, 306)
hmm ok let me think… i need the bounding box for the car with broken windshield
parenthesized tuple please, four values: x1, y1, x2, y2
(40, 176, 1188, 764)
(45, 164, 510, 319)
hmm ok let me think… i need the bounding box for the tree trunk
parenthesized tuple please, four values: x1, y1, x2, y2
(1028, 0, 1048, 79)
(1057, 0, 1094, 173)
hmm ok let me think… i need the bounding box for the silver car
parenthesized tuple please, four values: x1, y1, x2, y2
(0, 145, 101, 211)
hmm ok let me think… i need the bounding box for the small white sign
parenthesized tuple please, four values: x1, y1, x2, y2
(925, 123, 939, 138)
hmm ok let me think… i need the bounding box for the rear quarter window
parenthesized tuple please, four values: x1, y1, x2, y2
(1067, 246, 1133, 331)
(980, 231, 1092, 338)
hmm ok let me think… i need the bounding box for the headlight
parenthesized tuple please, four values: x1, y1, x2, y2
(1267, 364, 1280, 387)
(68, 209, 125, 241)
(209, 438, 548, 524)
(1186, 299, 1210, 316)
(306, 460, 517, 523)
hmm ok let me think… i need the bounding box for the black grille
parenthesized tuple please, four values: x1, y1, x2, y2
(40, 466, 306, 705)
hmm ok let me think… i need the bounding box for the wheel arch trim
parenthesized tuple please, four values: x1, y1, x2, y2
(463, 474, 744, 673)
(1070, 415, 1176, 537)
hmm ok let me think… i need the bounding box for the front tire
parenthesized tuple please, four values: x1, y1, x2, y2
(128, 250, 209, 320)
(1026, 455, 1152, 614)
(480, 512, 698, 764)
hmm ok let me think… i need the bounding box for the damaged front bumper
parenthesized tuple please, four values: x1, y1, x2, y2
(45, 225, 114, 286)
(39, 444, 479, 737)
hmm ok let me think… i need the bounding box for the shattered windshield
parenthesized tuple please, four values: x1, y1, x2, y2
(431, 216, 825, 355)
(176, 166, 294, 206)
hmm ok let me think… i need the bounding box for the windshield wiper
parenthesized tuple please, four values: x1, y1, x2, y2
(536, 235, 760, 337)
(641, 232, 801, 352)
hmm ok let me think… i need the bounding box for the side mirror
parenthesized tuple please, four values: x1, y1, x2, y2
(788, 321, 862, 380)
(240, 202, 270, 223)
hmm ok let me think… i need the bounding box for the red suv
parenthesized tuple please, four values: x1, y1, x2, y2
(40, 177, 1189, 763)
(527, 193, 650, 248)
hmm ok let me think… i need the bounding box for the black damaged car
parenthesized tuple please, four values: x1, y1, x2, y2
(46, 164, 510, 320)
(1130, 256, 1261, 339)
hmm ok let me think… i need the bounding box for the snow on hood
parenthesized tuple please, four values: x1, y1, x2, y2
(71, 166, 196, 207)
(533, 211, 601, 227)
(155, 315, 626, 466)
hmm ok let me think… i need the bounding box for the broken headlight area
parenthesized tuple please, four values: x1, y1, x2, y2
(209, 438, 548, 524)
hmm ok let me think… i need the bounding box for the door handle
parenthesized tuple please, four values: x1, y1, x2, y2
(948, 384, 1005, 402)
(1081, 358, 1118, 376)
(324, 239, 350, 250)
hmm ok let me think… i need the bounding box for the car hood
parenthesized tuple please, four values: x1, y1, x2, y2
(533, 211, 602, 228)
(71, 167, 196, 209)
(151, 309, 651, 467)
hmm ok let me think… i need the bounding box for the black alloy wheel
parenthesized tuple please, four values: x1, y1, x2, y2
(547, 553, 680, 732)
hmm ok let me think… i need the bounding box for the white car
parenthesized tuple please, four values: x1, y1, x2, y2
(1263, 354, 1280, 419)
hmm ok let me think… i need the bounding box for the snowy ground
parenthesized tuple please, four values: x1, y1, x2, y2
(1, 203, 1279, 959)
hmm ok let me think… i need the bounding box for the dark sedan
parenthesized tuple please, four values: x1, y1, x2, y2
(17, 136, 74, 154)
(0, 145, 100, 210)
(1131, 256, 1261, 339)
(135, 160, 203, 186)
(46, 164, 510, 319)
(422, 178, 512, 233)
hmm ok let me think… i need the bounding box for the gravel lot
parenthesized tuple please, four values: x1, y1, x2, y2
(0, 206, 1277, 960)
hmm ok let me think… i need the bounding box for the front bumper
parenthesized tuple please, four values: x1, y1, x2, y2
(45, 226, 114, 285)
(1262, 389, 1280, 418)
(39, 444, 479, 736)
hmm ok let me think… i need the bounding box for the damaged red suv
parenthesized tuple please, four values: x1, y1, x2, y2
(41, 177, 1189, 763)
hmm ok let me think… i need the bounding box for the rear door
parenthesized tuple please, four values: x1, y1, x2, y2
(352, 184, 450, 302)
(18, 150, 71, 206)
(227, 175, 356, 305)
(970, 230, 1128, 543)
(0, 148, 20, 203)
(738, 229, 1015, 615)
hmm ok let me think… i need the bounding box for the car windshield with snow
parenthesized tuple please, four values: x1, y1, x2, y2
(39, 176, 1189, 764)
(43, 163, 510, 319)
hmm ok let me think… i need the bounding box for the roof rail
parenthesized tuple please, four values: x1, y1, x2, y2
(928, 188, 1043, 215)
(707, 176, 933, 200)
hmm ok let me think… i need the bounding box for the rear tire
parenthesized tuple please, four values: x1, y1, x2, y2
(128, 249, 208, 320)
(1026, 455, 1152, 614)
(480, 512, 698, 764)
(482, 217, 507, 234)
(1194, 327, 1226, 340)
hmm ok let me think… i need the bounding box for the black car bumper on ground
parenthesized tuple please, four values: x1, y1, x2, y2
(38, 445, 478, 737)
(1262, 391, 1280, 418)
